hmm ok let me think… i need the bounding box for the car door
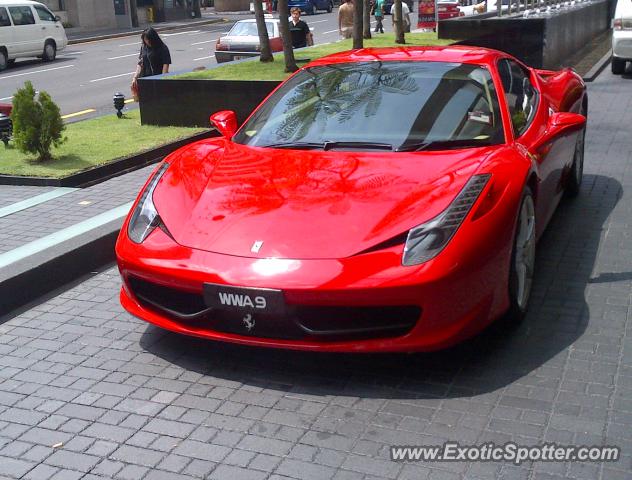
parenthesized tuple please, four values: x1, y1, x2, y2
(498, 58, 566, 232)
(7, 5, 39, 56)
(33, 4, 60, 47)
(0, 7, 14, 58)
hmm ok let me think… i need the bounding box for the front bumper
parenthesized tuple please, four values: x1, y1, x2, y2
(214, 51, 259, 63)
(116, 222, 510, 352)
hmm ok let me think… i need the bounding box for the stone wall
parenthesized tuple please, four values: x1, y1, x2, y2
(438, 0, 610, 69)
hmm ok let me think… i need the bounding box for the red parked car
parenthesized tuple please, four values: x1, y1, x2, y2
(116, 46, 587, 353)
(215, 18, 283, 63)
(437, 0, 464, 19)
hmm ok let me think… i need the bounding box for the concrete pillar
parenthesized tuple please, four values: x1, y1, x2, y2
(65, 0, 117, 30)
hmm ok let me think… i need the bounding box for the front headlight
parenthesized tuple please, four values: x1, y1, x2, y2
(128, 162, 169, 244)
(402, 174, 491, 266)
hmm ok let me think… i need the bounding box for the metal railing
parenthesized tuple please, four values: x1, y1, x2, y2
(492, 0, 591, 17)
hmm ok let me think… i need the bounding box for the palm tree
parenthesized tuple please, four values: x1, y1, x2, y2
(363, 0, 372, 39)
(353, 0, 364, 49)
(393, 0, 405, 44)
(277, 0, 298, 72)
(253, 0, 273, 62)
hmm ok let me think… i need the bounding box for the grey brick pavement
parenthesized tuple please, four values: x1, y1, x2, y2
(0, 166, 154, 255)
(0, 70, 631, 480)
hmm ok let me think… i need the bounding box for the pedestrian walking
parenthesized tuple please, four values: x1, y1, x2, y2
(372, 0, 385, 33)
(131, 27, 171, 101)
(289, 7, 314, 48)
(390, 1, 411, 32)
(338, 0, 355, 39)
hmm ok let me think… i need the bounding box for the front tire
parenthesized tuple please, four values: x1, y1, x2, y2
(0, 50, 7, 71)
(507, 187, 536, 324)
(43, 41, 56, 62)
(565, 126, 585, 197)
(611, 56, 625, 75)
(309, 3, 317, 14)
(327, 0, 333, 12)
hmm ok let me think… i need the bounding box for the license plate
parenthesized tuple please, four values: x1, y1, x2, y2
(203, 284, 286, 315)
(233, 55, 246, 60)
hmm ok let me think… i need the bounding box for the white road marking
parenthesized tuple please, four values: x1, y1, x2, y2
(322, 29, 339, 34)
(107, 53, 139, 60)
(193, 56, 214, 61)
(309, 19, 330, 23)
(162, 30, 200, 37)
(191, 39, 215, 45)
(119, 41, 141, 47)
(90, 71, 135, 82)
(0, 64, 75, 81)
(58, 50, 85, 57)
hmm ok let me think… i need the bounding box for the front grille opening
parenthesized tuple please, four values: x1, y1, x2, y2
(294, 305, 420, 340)
(128, 276, 206, 317)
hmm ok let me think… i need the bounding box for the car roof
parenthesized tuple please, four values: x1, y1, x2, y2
(306, 46, 508, 69)
(0, 0, 43, 5)
(615, 0, 632, 15)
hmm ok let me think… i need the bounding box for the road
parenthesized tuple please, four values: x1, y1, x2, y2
(0, 10, 387, 121)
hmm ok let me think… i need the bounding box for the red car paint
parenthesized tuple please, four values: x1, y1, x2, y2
(437, 1, 463, 19)
(116, 46, 587, 352)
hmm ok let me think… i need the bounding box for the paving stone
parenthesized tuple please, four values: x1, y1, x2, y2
(0, 60, 629, 480)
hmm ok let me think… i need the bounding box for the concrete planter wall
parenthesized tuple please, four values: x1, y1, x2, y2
(439, 0, 609, 69)
(138, 77, 281, 127)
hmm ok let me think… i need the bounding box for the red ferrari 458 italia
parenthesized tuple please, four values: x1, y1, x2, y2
(116, 46, 587, 352)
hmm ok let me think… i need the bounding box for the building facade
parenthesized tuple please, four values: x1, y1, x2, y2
(40, 0, 201, 32)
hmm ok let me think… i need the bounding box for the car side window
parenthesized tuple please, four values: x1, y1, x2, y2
(0, 8, 11, 27)
(498, 58, 538, 137)
(34, 5, 56, 22)
(8, 6, 36, 26)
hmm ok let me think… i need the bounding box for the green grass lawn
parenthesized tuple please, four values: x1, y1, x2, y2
(0, 110, 206, 178)
(175, 32, 453, 81)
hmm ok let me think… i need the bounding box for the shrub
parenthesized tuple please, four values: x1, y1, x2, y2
(11, 81, 66, 162)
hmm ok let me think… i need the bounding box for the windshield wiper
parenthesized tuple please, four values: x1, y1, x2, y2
(323, 141, 393, 151)
(396, 139, 493, 152)
(257, 141, 393, 151)
(258, 142, 325, 150)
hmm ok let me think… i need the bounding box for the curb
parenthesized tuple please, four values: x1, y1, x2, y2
(68, 18, 226, 44)
(0, 129, 219, 315)
(0, 129, 217, 188)
(0, 219, 121, 317)
(582, 50, 611, 82)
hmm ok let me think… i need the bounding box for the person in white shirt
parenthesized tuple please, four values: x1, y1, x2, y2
(390, 2, 411, 32)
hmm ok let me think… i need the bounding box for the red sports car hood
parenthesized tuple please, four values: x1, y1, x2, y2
(153, 139, 493, 259)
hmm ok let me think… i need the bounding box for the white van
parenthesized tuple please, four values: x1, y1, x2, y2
(0, 0, 67, 71)
(612, 0, 632, 74)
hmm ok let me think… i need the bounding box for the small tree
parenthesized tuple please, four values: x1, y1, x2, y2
(363, 0, 372, 39)
(352, 0, 363, 49)
(254, 0, 273, 62)
(11, 81, 65, 162)
(393, 0, 405, 44)
(278, 0, 298, 73)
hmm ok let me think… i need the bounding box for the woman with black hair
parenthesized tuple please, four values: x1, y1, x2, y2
(131, 28, 171, 99)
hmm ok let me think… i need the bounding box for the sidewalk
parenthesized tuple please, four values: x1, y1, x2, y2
(66, 8, 253, 45)
(0, 61, 630, 480)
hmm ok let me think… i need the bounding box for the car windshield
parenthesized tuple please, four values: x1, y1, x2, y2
(233, 61, 504, 151)
(229, 21, 273, 36)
